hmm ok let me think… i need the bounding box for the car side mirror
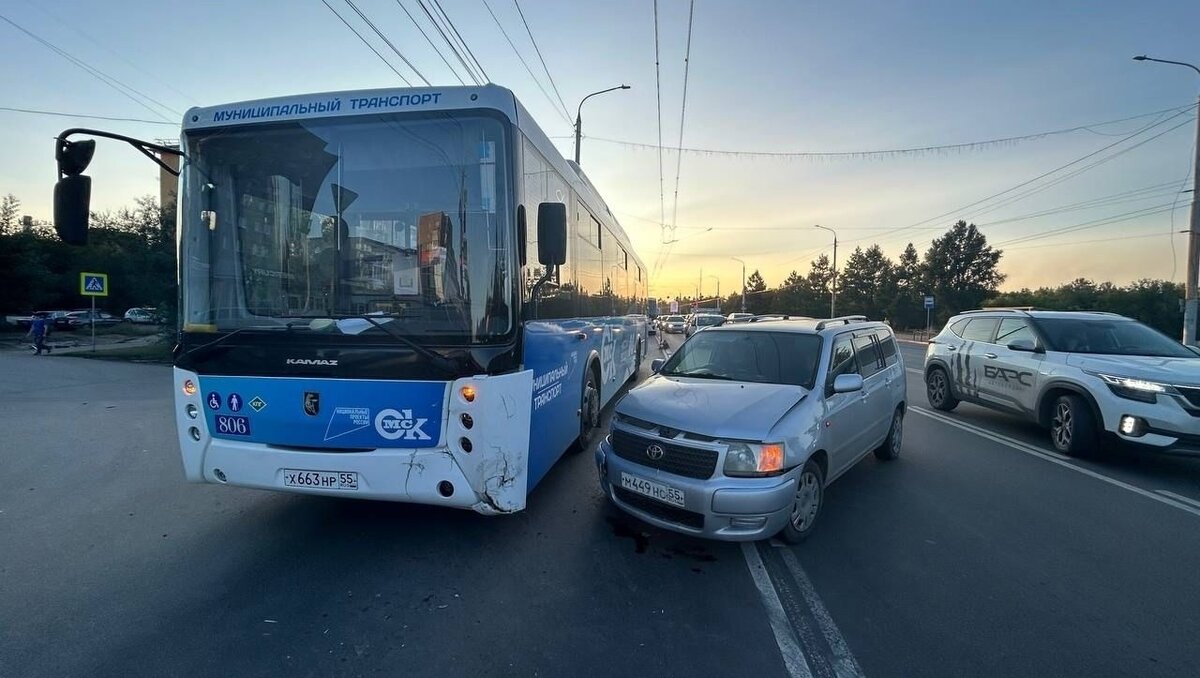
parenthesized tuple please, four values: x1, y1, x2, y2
(650, 358, 665, 373)
(832, 374, 864, 394)
(536, 202, 567, 266)
(1007, 338, 1043, 353)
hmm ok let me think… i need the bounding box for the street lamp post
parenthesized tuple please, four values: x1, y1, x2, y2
(1134, 55, 1200, 345)
(574, 85, 631, 165)
(813, 224, 838, 318)
(731, 256, 747, 313)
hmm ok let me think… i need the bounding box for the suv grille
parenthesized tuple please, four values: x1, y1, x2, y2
(611, 429, 719, 479)
(614, 487, 705, 529)
(1176, 386, 1200, 410)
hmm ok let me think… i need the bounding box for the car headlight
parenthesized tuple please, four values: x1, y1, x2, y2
(1091, 372, 1177, 404)
(723, 442, 786, 477)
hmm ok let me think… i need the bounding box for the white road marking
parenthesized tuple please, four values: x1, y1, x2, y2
(1156, 489, 1200, 511)
(740, 542, 814, 678)
(777, 549, 866, 678)
(911, 405, 1200, 519)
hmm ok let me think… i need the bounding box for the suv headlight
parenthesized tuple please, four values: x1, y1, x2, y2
(723, 442, 786, 477)
(1091, 373, 1177, 404)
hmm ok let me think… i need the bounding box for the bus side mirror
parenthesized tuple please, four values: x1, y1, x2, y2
(537, 202, 567, 266)
(54, 138, 96, 246)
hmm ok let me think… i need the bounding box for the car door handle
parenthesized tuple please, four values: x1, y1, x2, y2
(946, 345, 957, 352)
(984, 352, 998, 359)
(575, 332, 588, 341)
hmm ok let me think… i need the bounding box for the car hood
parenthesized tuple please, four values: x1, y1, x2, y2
(615, 375, 808, 440)
(1066, 354, 1200, 386)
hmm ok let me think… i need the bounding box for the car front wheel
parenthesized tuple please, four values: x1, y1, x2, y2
(778, 459, 824, 544)
(1050, 394, 1098, 457)
(874, 407, 904, 460)
(926, 367, 959, 411)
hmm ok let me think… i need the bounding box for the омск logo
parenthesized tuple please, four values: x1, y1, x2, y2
(375, 408, 432, 441)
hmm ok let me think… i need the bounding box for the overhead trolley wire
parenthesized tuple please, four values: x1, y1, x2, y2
(394, 0, 466, 85)
(321, 0, 412, 85)
(342, 0, 431, 85)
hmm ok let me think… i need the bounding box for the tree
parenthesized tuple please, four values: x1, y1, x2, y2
(0, 194, 19, 235)
(747, 269, 767, 292)
(803, 254, 834, 317)
(837, 245, 895, 318)
(886, 242, 925, 328)
(772, 269, 809, 314)
(922, 220, 1004, 320)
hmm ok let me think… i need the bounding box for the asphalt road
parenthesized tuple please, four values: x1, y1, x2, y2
(2, 335, 1199, 677)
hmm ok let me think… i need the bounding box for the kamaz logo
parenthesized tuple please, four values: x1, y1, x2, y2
(285, 358, 338, 366)
(984, 365, 1034, 387)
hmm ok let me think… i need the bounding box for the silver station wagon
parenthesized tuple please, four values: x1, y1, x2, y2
(596, 316, 906, 542)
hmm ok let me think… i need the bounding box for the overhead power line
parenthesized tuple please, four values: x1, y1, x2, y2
(342, 0, 431, 85)
(993, 203, 1182, 248)
(0, 106, 176, 125)
(394, 0, 466, 85)
(481, 0, 571, 126)
(853, 107, 1195, 249)
(512, 0, 570, 121)
(1004, 231, 1171, 251)
(574, 104, 1194, 161)
(321, 0, 413, 85)
(430, 0, 490, 83)
(418, 0, 483, 85)
(24, 0, 198, 107)
(0, 12, 178, 121)
(668, 0, 695, 233)
(650, 0, 667, 278)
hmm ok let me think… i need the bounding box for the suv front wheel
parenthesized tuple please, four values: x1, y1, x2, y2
(926, 366, 959, 411)
(1050, 394, 1098, 457)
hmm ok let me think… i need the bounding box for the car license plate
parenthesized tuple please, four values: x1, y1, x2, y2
(283, 469, 359, 491)
(620, 472, 685, 507)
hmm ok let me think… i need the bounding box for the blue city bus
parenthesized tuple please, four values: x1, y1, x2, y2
(52, 85, 647, 513)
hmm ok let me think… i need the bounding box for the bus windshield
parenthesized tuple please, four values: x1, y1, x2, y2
(179, 111, 513, 344)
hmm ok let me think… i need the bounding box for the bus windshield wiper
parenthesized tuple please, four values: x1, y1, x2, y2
(177, 326, 285, 362)
(349, 314, 463, 376)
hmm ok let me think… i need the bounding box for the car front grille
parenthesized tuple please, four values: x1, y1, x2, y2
(610, 429, 719, 480)
(1175, 386, 1200, 410)
(614, 487, 705, 529)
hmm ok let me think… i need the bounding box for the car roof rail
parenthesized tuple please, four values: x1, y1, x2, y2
(748, 314, 790, 322)
(959, 307, 1037, 315)
(814, 315, 869, 331)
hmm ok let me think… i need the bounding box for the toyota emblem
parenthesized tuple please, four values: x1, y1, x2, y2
(645, 444, 665, 461)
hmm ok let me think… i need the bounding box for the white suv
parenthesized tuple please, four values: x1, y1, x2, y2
(924, 309, 1200, 457)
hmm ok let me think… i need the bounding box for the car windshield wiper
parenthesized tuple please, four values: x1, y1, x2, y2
(663, 370, 736, 380)
(177, 326, 287, 362)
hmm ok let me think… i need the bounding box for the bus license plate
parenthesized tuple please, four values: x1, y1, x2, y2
(620, 472, 685, 507)
(283, 469, 359, 491)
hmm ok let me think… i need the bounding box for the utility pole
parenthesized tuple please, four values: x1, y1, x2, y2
(814, 224, 838, 317)
(1134, 56, 1200, 344)
(732, 256, 746, 312)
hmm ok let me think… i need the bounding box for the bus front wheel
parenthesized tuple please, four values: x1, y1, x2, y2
(572, 368, 601, 453)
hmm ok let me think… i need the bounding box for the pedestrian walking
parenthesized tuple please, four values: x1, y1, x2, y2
(26, 314, 51, 355)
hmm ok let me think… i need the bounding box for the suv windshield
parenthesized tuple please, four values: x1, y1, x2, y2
(179, 111, 513, 344)
(660, 330, 822, 387)
(1033, 317, 1196, 358)
(694, 315, 724, 327)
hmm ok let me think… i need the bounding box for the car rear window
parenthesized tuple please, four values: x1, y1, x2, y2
(961, 318, 998, 342)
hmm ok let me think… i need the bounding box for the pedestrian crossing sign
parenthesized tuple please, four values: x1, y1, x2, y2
(81, 272, 108, 297)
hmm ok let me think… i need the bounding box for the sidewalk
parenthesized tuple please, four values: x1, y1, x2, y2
(1, 332, 165, 355)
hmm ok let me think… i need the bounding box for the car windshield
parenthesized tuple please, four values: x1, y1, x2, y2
(695, 315, 724, 326)
(1033, 317, 1196, 358)
(660, 330, 821, 387)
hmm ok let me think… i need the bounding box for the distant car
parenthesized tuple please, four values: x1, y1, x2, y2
(925, 308, 1200, 457)
(65, 310, 122, 328)
(597, 316, 906, 542)
(685, 313, 725, 337)
(726, 312, 754, 323)
(14, 310, 69, 330)
(661, 315, 687, 334)
(124, 307, 162, 324)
